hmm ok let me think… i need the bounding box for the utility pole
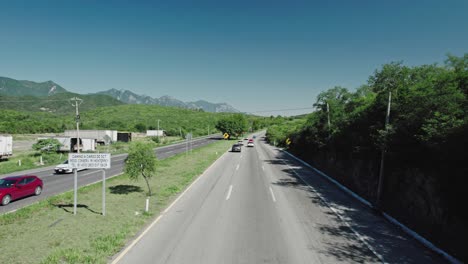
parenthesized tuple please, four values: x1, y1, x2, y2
(376, 91, 392, 209)
(71, 97, 83, 153)
(70, 97, 83, 216)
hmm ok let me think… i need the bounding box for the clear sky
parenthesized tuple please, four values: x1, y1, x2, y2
(1, 0, 467, 115)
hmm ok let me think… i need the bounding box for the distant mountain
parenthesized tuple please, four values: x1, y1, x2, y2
(0, 76, 68, 97)
(0, 92, 124, 114)
(187, 100, 240, 113)
(98, 89, 240, 113)
(0, 77, 240, 113)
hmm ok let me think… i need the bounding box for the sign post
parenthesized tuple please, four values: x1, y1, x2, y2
(69, 153, 111, 216)
(102, 170, 106, 216)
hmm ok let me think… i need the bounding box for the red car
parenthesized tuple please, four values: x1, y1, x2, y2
(0, 175, 43, 206)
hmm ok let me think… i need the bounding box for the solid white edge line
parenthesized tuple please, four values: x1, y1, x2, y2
(269, 186, 276, 202)
(226, 185, 233, 200)
(382, 212, 462, 264)
(111, 147, 228, 264)
(280, 159, 386, 264)
(281, 149, 462, 264)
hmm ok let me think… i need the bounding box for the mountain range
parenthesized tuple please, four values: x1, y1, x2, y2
(97, 88, 239, 113)
(0, 76, 240, 113)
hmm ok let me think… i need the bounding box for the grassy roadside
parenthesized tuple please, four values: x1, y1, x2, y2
(0, 139, 232, 264)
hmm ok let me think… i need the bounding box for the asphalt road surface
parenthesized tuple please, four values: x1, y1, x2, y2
(0, 135, 222, 214)
(113, 134, 446, 264)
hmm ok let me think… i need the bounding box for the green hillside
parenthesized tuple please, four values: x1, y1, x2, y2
(0, 76, 68, 96)
(79, 104, 232, 136)
(0, 104, 263, 136)
(0, 92, 124, 114)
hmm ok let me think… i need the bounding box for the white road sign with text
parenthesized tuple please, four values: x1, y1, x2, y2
(69, 153, 111, 169)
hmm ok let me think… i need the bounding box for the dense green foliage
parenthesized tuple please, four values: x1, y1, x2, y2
(265, 117, 306, 146)
(215, 114, 249, 139)
(32, 138, 62, 152)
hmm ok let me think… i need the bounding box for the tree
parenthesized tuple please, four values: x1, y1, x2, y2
(215, 114, 248, 139)
(124, 141, 157, 196)
(134, 123, 147, 132)
(32, 138, 62, 152)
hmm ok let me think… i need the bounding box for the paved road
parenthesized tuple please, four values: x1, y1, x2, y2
(0, 135, 222, 214)
(113, 133, 446, 264)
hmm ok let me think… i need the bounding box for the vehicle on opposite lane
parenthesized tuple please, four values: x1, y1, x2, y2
(0, 175, 43, 205)
(54, 160, 87, 174)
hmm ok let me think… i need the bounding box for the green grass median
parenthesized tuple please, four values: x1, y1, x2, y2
(0, 139, 232, 264)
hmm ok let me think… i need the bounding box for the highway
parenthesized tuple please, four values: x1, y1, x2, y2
(113, 134, 446, 264)
(0, 135, 222, 214)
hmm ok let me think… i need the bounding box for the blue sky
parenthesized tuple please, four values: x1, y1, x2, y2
(0, 0, 467, 115)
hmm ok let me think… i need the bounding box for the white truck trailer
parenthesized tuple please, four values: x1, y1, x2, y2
(146, 130, 166, 137)
(64, 130, 117, 145)
(0, 135, 13, 159)
(38, 136, 96, 152)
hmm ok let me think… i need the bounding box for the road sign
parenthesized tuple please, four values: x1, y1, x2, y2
(223, 133, 229, 139)
(69, 153, 111, 169)
(286, 138, 291, 145)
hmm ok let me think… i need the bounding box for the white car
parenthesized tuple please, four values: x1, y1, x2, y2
(247, 141, 254, 147)
(54, 160, 86, 174)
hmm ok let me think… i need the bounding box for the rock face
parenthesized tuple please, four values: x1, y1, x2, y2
(98, 89, 240, 113)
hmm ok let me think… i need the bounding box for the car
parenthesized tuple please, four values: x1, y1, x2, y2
(247, 141, 254, 147)
(0, 175, 43, 206)
(231, 144, 242, 152)
(248, 139, 254, 143)
(237, 140, 244, 146)
(54, 160, 86, 174)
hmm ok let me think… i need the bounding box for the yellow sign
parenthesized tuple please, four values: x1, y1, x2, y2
(223, 133, 229, 139)
(286, 138, 291, 145)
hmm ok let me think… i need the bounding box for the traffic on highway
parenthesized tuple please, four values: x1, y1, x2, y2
(112, 134, 446, 264)
(0, 135, 221, 214)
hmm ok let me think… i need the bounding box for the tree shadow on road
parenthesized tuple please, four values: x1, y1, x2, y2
(264, 150, 441, 264)
(109, 185, 143, 194)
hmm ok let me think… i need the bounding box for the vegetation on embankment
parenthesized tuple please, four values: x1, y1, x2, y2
(267, 54, 467, 261)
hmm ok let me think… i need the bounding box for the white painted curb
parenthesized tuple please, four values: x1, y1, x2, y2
(281, 149, 462, 264)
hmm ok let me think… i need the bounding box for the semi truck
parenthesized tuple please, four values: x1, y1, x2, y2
(0, 135, 13, 159)
(38, 136, 96, 152)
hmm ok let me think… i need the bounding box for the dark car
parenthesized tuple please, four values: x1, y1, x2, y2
(0, 175, 43, 206)
(231, 144, 242, 152)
